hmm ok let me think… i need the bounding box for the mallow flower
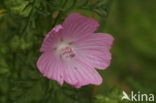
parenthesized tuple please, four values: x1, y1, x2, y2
(37, 13, 114, 88)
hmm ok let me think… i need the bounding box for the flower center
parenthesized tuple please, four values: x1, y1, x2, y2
(61, 47, 75, 58)
(56, 41, 75, 59)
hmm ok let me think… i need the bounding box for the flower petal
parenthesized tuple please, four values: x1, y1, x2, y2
(40, 25, 63, 52)
(62, 13, 99, 40)
(73, 33, 114, 70)
(64, 57, 102, 88)
(36, 52, 64, 85)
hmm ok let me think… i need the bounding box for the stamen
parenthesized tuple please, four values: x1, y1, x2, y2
(61, 47, 75, 58)
(56, 41, 75, 59)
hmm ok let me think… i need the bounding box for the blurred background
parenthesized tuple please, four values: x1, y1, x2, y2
(0, 0, 156, 103)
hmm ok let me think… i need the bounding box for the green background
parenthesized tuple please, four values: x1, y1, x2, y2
(0, 0, 156, 103)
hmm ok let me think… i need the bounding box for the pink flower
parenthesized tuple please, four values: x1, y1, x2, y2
(37, 13, 114, 88)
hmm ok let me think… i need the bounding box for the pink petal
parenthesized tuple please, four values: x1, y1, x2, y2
(36, 52, 64, 85)
(73, 33, 114, 70)
(62, 13, 99, 40)
(52, 25, 63, 32)
(40, 25, 63, 52)
(64, 57, 102, 88)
